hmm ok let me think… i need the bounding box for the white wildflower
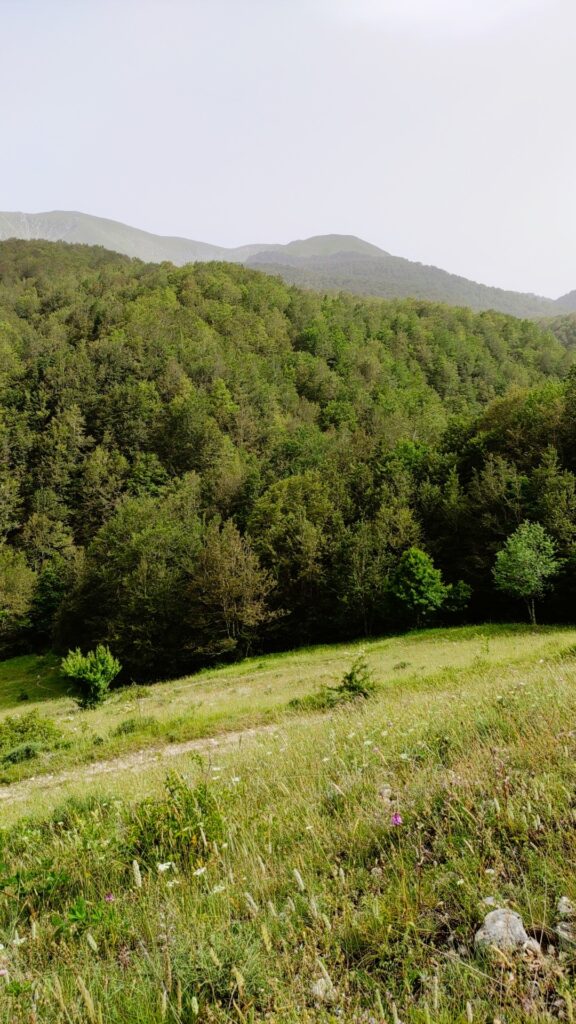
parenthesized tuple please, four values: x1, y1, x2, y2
(157, 862, 176, 874)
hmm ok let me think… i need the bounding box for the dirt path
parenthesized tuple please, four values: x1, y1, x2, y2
(0, 722, 283, 806)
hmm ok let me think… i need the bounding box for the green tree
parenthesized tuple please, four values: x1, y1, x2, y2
(189, 519, 275, 657)
(493, 520, 561, 625)
(61, 644, 121, 708)
(390, 547, 448, 627)
(0, 544, 36, 645)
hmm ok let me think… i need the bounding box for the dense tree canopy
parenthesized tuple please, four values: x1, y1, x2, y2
(0, 239, 574, 677)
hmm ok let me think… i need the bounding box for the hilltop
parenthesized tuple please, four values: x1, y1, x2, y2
(0, 209, 572, 317)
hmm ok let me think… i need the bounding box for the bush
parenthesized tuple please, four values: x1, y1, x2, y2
(290, 655, 376, 712)
(339, 655, 376, 698)
(2, 741, 41, 765)
(0, 710, 62, 757)
(61, 645, 122, 709)
(112, 716, 158, 738)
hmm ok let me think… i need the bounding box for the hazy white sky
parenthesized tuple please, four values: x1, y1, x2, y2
(1, 0, 575, 296)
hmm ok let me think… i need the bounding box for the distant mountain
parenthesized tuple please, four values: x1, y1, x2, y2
(0, 211, 273, 265)
(555, 290, 576, 313)
(0, 210, 570, 318)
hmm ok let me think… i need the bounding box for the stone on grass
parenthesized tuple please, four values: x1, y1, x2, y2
(555, 921, 576, 947)
(474, 908, 540, 955)
(557, 897, 576, 920)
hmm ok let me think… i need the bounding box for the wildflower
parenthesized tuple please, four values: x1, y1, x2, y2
(391, 812, 403, 826)
(104, 893, 115, 903)
(231, 776, 241, 784)
(166, 880, 181, 889)
(210, 883, 226, 895)
(157, 862, 176, 874)
(193, 866, 207, 876)
(0, 969, 8, 981)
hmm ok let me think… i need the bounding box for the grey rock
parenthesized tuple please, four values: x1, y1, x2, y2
(555, 921, 576, 947)
(475, 909, 540, 954)
(557, 897, 576, 920)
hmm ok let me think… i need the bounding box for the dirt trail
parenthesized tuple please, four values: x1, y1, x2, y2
(0, 722, 282, 806)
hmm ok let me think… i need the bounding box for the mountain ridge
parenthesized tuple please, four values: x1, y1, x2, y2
(0, 209, 573, 318)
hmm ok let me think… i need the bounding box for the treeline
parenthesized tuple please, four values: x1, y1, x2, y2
(0, 239, 573, 677)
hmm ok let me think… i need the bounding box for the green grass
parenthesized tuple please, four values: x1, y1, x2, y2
(0, 653, 68, 710)
(0, 624, 573, 787)
(3, 625, 576, 1021)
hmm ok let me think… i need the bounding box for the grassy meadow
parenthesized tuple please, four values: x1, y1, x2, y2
(2, 625, 576, 1021)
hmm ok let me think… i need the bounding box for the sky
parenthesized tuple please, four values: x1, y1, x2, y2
(1, 0, 575, 297)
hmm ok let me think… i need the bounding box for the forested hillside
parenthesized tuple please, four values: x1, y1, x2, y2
(0, 239, 573, 677)
(1, 211, 569, 317)
(246, 249, 559, 318)
(540, 311, 576, 349)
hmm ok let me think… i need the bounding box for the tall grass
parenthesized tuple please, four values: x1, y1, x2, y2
(2, 633, 576, 1020)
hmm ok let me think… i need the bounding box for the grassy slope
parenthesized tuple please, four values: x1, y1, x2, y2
(0, 625, 573, 787)
(2, 625, 576, 1022)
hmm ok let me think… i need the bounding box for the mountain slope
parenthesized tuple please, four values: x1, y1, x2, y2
(0, 209, 567, 317)
(246, 249, 558, 319)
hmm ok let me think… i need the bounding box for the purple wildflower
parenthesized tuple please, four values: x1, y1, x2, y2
(391, 812, 403, 826)
(104, 893, 115, 903)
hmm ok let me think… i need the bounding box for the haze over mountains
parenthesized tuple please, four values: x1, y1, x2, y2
(1, 210, 575, 319)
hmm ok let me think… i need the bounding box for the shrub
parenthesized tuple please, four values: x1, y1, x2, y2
(61, 645, 122, 709)
(290, 655, 376, 711)
(0, 710, 62, 757)
(339, 654, 376, 698)
(2, 741, 41, 765)
(112, 716, 158, 737)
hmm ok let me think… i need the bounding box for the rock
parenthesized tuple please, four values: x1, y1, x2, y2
(474, 909, 540, 954)
(557, 896, 576, 919)
(555, 921, 576, 947)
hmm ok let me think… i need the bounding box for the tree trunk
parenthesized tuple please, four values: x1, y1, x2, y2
(526, 597, 536, 626)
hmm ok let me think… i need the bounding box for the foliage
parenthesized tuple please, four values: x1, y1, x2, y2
(339, 653, 376, 698)
(390, 547, 448, 626)
(0, 240, 574, 675)
(493, 521, 562, 624)
(61, 645, 121, 708)
(0, 545, 36, 646)
(290, 653, 376, 711)
(0, 710, 62, 756)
